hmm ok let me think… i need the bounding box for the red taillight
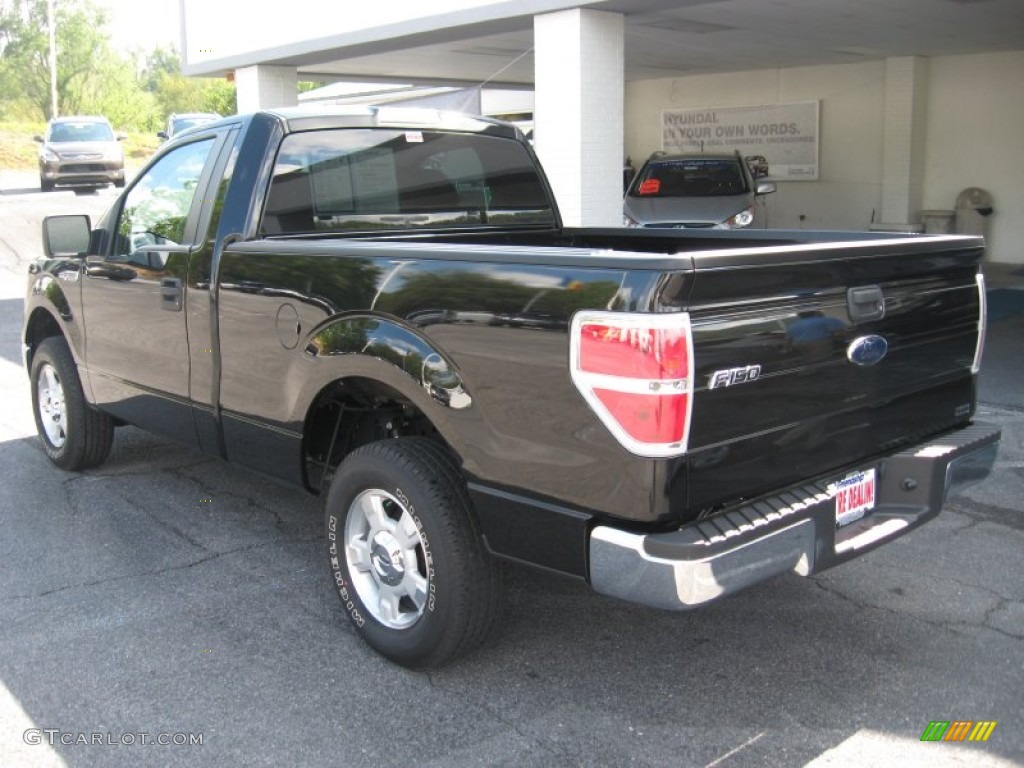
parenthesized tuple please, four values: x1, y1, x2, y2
(579, 322, 690, 379)
(570, 311, 694, 457)
(637, 179, 661, 195)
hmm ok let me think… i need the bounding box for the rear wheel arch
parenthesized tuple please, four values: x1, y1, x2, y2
(301, 375, 454, 493)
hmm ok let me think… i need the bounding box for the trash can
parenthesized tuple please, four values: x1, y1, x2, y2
(920, 209, 955, 234)
(954, 187, 994, 236)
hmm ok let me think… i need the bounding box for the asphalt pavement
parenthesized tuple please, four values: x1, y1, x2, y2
(0, 176, 1021, 768)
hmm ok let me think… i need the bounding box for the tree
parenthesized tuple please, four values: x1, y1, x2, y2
(84, 48, 160, 130)
(0, 0, 111, 119)
(141, 46, 236, 121)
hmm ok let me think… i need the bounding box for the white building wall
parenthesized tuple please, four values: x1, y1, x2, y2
(626, 51, 1024, 264)
(880, 56, 928, 227)
(534, 9, 624, 227)
(923, 51, 1024, 264)
(626, 62, 886, 233)
(236, 66, 299, 113)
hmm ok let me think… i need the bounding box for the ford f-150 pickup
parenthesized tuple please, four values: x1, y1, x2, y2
(24, 106, 1000, 667)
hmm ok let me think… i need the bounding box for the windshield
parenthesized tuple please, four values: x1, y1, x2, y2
(49, 121, 115, 143)
(260, 128, 555, 235)
(629, 158, 747, 198)
(172, 116, 216, 134)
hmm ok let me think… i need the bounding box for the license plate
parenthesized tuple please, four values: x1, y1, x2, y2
(833, 468, 876, 528)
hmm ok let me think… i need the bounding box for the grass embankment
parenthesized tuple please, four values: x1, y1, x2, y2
(0, 121, 162, 172)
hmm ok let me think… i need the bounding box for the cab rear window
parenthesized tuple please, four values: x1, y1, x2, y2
(260, 128, 555, 235)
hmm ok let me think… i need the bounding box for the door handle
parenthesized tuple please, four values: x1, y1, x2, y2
(160, 277, 183, 312)
(847, 285, 885, 322)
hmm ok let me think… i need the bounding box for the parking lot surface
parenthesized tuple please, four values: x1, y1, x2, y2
(1, 177, 1021, 767)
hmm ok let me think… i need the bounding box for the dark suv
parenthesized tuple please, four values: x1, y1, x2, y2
(35, 116, 125, 191)
(624, 151, 776, 229)
(157, 112, 221, 142)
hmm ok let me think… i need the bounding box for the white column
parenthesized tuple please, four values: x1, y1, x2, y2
(235, 65, 298, 113)
(880, 56, 928, 227)
(534, 9, 624, 228)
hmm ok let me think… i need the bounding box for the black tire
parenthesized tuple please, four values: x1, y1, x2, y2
(114, 176, 126, 189)
(324, 438, 502, 668)
(40, 176, 54, 192)
(30, 337, 114, 471)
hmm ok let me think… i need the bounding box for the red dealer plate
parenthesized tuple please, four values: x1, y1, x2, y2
(833, 468, 876, 528)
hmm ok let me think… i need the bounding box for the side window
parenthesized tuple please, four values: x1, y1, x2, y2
(115, 139, 215, 259)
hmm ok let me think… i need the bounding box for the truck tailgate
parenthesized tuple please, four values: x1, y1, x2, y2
(682, 235, 985, 512)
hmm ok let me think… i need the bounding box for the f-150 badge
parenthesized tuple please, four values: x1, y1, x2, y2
(708, 365, 761, 389)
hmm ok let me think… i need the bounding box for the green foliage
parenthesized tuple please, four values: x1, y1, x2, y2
(0, 120, 45, 167)
(0, 2, 235, 129)
(79, 48, 161, 130)
(150, 62, 236, 120)
(0, 0, 111, 119)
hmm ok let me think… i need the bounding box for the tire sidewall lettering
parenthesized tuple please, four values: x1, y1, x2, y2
(326, 513, 365, 627)
(328, 484, 440, 626)
(323, 439, 498, 666)
(395, 486, 436, 613)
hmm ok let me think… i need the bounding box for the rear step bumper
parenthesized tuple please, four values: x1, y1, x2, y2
(589, 423, 1001, 610)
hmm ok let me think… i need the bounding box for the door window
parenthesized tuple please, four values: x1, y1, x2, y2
(115, 139, 215, 259)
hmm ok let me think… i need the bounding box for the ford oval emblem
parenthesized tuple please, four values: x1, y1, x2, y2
(847, 335, 888, 366)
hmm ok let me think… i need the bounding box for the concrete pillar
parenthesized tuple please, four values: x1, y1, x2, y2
(235, 65, 298, 113)
(534, 9, 624, 228)
(879, 56, 928, 228)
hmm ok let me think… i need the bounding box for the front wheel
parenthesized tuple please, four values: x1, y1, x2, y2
(324, 438, 502, 668)
(30, 337, 114, 470)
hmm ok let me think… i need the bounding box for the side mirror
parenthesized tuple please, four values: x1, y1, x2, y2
(117, 133, 127, 141)
(756, 181, 777, 195)
(34, 134, 44, 143)
(157, 131, 169, 140)
(42, 215, 92, 257)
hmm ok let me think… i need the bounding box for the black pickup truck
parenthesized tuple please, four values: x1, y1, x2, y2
(25, 107, 1000, 667)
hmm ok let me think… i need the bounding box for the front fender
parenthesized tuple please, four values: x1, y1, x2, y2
(23, 262, 85, 369)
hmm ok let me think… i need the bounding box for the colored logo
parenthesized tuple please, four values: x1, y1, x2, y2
(921, 721, 997, 742)
(846, 334, 888, 366)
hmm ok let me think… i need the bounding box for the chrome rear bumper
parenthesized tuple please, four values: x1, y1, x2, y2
(589, 423, 1001, 610)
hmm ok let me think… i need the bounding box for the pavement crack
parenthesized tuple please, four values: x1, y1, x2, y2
(812, 574, 1022, 644)
(982, 599, 1024, 642)
(421, 671, 578, 762)
(166, 461, 296, 530)
(810, 577, 968, 638)
(873, 560, 1018, 604)
(3, 536, 321, 602)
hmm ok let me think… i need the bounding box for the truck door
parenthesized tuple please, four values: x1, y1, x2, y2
(82, 136, 219, 446)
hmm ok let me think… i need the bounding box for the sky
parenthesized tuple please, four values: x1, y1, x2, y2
(97, 0, 180, 53)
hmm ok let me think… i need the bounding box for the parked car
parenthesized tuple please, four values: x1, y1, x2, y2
(35, 116, 125, 191)
(157, 112, 222, 141)
(624, 151, 776, 229)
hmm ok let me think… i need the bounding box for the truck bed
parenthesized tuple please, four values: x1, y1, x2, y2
(218, 227, 985, 537)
